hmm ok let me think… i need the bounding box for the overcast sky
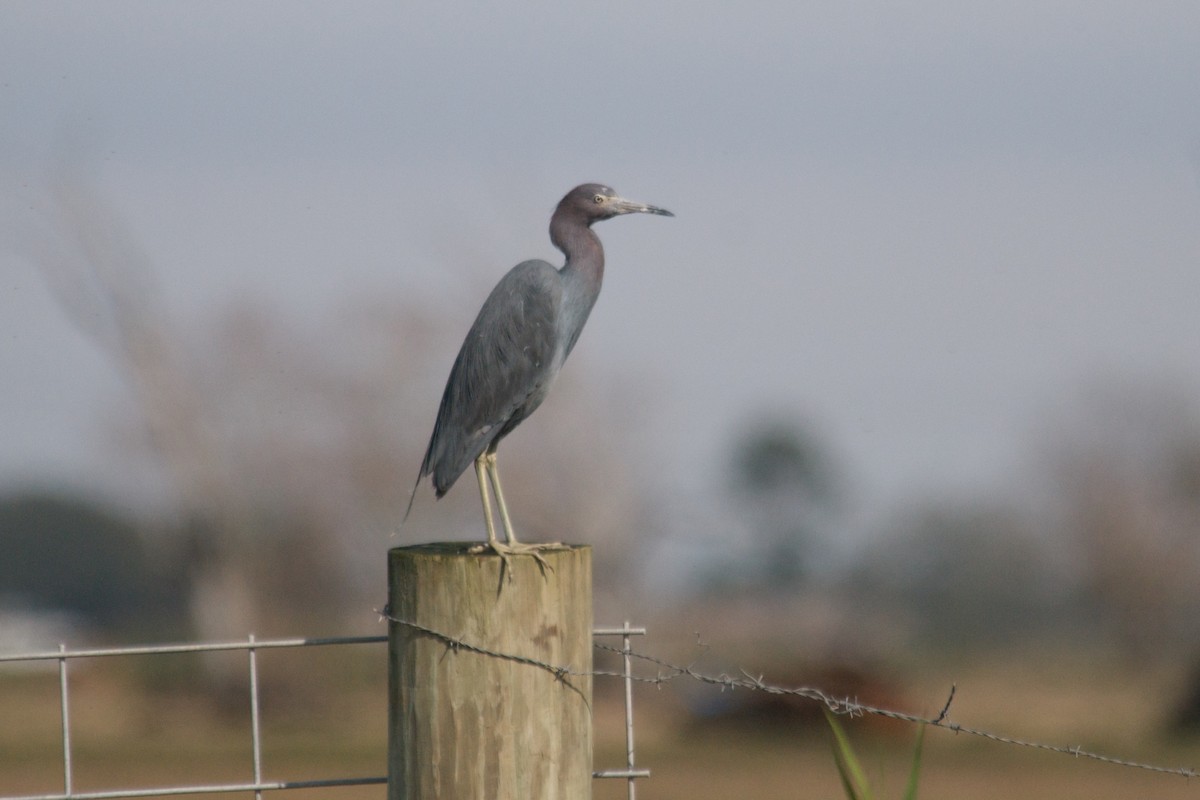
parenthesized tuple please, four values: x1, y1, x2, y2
(3, 2, 1199, 538)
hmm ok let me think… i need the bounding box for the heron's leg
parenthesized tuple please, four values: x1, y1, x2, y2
(484, 452, 519, 544)
(483, 453, 563, 571)
(470, 453, 523, 578)
(473, 453, 502, 552)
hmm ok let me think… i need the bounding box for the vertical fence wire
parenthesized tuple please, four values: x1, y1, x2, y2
(621, 621, 638, 800)
(57, 644, 72, 798)
(592, 624, 650, 798)
(247, 634, 264, 800)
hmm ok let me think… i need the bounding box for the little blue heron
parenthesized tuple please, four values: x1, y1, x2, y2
(405, 183, 673, 563)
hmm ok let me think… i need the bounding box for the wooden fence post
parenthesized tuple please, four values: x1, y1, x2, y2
(387, 542, 593, 800)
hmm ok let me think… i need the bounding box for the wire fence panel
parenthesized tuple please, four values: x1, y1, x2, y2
(0, 627, 648, 800)
(5, 620, 1197, 800)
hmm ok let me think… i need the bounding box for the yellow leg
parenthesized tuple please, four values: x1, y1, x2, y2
(485, 452, 519, 544)
(473, 453, 502, 551)
(464, 451, 562, 573)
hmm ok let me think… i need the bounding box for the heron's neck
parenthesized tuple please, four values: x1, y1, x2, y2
(551, 218, 604, 356)
(553, 218, 605, 294)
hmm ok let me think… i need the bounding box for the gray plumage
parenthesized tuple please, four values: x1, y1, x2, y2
(422, 259, 564, 494)
(404, 183, 672, 552)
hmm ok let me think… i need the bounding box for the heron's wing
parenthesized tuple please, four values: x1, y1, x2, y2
(421, 260, 562, 495)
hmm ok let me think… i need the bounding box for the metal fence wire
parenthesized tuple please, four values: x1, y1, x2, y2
(6, 619, 1197, 799)
(0, 624, 648, 800)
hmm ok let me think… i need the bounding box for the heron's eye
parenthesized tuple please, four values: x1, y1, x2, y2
(593, 194, 605, 204)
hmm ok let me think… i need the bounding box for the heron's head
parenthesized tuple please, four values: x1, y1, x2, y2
(560, 183, 674, 225)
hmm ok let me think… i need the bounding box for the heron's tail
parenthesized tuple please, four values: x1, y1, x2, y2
(397, 471, 424, 536)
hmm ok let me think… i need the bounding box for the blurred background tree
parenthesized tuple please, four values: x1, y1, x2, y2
(722, 417, 842, 591)
(0, 492, 186, 635)
(1045, 383, 1200, 661)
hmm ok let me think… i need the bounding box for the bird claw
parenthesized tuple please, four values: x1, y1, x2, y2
(469, 541, 566, 577)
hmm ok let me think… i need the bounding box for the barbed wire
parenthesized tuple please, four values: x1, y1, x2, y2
(379, 608, 1200, 782)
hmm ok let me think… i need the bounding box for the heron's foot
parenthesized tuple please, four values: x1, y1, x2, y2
(468, 540, 567, 576)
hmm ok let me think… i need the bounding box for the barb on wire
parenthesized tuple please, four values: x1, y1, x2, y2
(934, 684, 956, 724)
(383, 611, 1200, 782)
